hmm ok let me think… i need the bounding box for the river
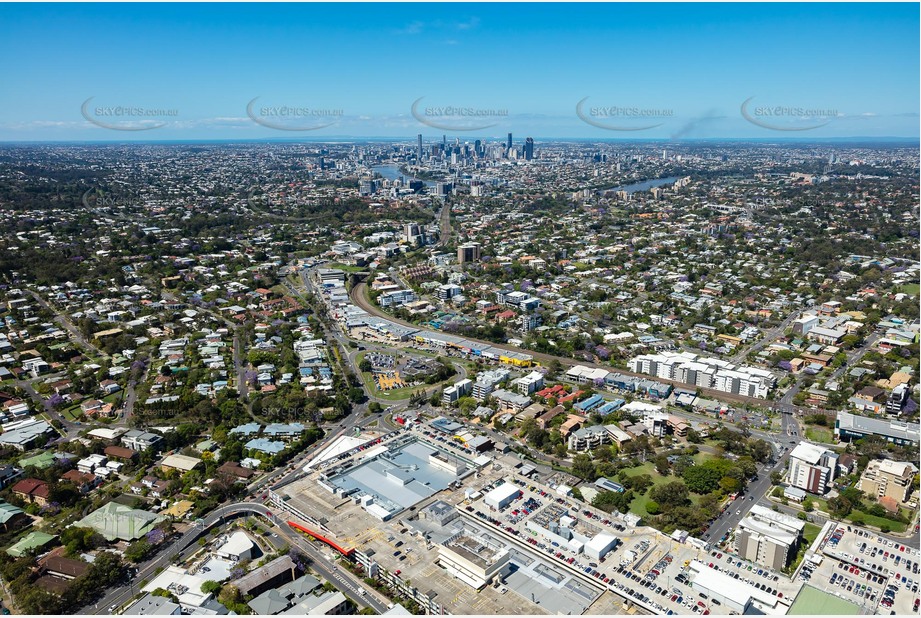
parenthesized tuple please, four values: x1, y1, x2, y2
(372, 165, 436, 187)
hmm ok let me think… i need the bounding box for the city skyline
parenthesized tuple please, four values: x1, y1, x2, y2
(0, 2, 918, 140)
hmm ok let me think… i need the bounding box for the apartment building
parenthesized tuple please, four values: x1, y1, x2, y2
(735, 505, 804, 571)
(512, 371, 544, 396)
(378, 289, 418, 308)
(858, 459, 917, 505)
(628, 351, 775, 399)
(457, 243, 481, 264)
(786, 442, 838, 494)
(472, 368, 510, 401)
(491, 389, 532, 414)
(442, 378, 473, 406)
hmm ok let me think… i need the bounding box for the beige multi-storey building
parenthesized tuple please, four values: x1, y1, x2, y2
(735, 505, 805, 571)
(858, 459, 917, 505)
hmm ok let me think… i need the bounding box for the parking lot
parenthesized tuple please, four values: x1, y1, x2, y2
(801, 521, 920, 615)
(279, 426, 921, 616)
(465, 473, 807, 615)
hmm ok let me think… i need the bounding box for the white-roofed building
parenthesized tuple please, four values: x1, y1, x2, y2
(584, 532, 619, 560)
(564, 365, 610, 384)
(215, 530, 255, 562)
(688, 561, 786, 613)
(160, 454, 202, 474)
(787, 441, 838, 494)
(484, 482, 520, 510)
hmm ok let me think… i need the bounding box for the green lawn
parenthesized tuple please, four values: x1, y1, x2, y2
(897, 283, 920, 295)
(803, 522, 821, 544)
(848, 509, 909, 533)
(786, 522, 823, 574)
(61, 406, 83, 421)
(618, 460, 705, 518)
(327, 262, 367, 273)
(804, 426, 834, 444)
(807, 497, 828, 512)
(803, 497, 909, 533)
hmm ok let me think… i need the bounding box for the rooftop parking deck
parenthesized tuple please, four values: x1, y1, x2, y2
(797, 521, 920, 615)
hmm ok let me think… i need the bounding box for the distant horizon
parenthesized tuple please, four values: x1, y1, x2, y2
(0, 136, 918, 146)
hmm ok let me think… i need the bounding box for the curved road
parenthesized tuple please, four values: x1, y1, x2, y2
(91, 502, 389, 615)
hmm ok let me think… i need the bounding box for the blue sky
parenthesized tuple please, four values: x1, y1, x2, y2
(0, 3, 917, 140)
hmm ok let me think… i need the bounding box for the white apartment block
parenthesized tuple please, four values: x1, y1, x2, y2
(786, 442, 838, 495)
(628, 351, 775, 399)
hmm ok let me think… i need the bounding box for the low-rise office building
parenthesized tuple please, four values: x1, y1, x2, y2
(835, 410, 919, 447)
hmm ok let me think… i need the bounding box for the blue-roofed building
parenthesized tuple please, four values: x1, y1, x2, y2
(595, 478, 625, 493)
(640, 380, 672, 399)
(596, 399, 625, 416)
(245, 438, 285, 455)
(431, 416, 463, 434)
(263, 423, 306, 438)
(605, 373, 637, 392)
(574, 394, 604, 413)
(229, 422, 261, 437)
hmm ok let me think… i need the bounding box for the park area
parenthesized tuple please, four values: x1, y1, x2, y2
(619, 453, 711, 518)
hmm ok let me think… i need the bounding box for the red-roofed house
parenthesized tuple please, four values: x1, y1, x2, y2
(12, 478, 51, 506)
